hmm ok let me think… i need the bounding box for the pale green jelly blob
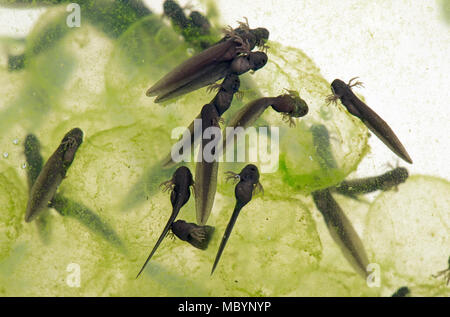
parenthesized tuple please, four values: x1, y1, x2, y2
(363, 175, 450, 296)
(64, 123, 175, 214)
(192, 194, 322, 296)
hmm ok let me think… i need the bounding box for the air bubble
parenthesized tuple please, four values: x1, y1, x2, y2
(3, 152, 8, 158)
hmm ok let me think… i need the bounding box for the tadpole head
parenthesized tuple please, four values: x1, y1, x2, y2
(63, 128, 84, 146)
(249, 51, 268, 71)
(330, 79, 348, 98)
(392, 167, 409, 184)
(239, 164, 260, 184)
(392, 286, 410, 297)
(24, 134, 41, 156)
(173, 166, 194, 187)
(189, 11, 211, 34)
(61, 128, 83, 164)
(163, 0, 182, 17)
(289, 92, 309, 118)
(251, 27, 269, 47)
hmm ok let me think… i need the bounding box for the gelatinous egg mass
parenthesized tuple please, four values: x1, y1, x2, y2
(0, 1, 447, 297)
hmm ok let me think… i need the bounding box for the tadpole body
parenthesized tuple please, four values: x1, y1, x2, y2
(194, 104, 221, 225)
(25, 128, 83, 223)
(226, 91, 308, 130)
(222, 91, 308, 154)
(211, 164, 262, 275)
(333, 167, 409, 198)
(163, 0, 211, 48)
(136, 166, 194, 278)
(391, 286, 411, 297)
(327, 78, 412, 164)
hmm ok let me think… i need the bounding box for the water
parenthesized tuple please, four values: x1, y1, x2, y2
(0, 0, 448, 297)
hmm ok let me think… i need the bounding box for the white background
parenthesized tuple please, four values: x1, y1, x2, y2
(0, 0, 449, 181)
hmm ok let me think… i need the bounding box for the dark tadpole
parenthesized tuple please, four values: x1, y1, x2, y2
(8, 54, 26, 72)
(391, 286, 411, 297)
(163, 0, 191, 30)
(326, 78, 412, 164)
(163, 0, 212, 49)
(224, 90, 308, 133)
(136, 166, 194, 278)
(211, 164, 262, 275)
(333, 167, 409, 198)
(222, 91, 308, 155)
(194, 103, 222, 226)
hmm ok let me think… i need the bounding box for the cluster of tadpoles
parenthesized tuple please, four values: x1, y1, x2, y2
(20, 0, 449, 292)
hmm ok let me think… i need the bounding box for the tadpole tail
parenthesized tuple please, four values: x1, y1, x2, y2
(195, 160, 219, 226)
(312, 188, 370, 279)
(136, 212, 178, 279)
(351, 97, 413, 164)
(362, 117, 413, 164)
(24, 134, 44, 191)
(211, 204, 241, 275)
